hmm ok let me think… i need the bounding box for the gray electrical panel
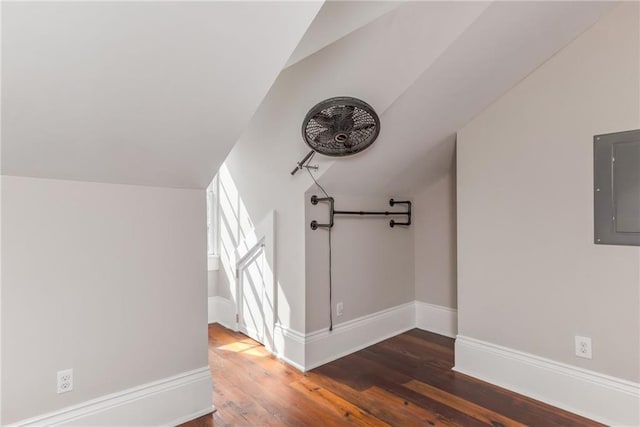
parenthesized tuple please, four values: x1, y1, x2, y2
(594, 129, 640, 246)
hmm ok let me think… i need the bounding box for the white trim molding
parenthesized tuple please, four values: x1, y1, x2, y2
(273, 323, 306, 371)
(454, 335, 640, 427)
(415, 301, 457, 338)
(208, 296, 236, 330)
(5, 367, 214, 427)
(305, 302, 415, 371)
(271, 302, 457, 372)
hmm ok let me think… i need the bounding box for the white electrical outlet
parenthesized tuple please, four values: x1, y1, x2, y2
(575, 336, 592, 359)
(57, 369, 73, 394)
(336, 302, 343, 317)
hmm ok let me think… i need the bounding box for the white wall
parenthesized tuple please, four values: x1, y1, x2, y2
(457, 2, 640, 382)
(208, 270, 231, 300)
(305, 192, 414, 333)
(413, 169, 457, 309)
(1, 176, 209, 424)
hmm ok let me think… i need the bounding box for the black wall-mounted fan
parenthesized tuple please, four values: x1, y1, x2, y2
(291, 96, 380, 174)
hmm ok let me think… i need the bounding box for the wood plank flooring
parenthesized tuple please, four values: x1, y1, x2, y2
(180, 324, 603, 427)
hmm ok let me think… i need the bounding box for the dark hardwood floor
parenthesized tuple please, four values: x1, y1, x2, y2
(181, 324, 603, 427)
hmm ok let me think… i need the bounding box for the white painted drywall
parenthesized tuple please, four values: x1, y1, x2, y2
(1, 176, 209, 424)
(305, 192, 414, 333)
(285, 1, 402, 68)
(207, 271, 217, 298)
(208, 270, 232, 301)
(413, 169, 457, 309)
(1, 2, 322, 189)
(457, 3, 640, 382)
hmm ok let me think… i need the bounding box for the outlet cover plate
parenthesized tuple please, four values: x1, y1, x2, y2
(57, 369, 73, 394)
(575, 336, 592, 359)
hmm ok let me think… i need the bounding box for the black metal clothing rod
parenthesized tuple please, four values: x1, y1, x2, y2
(334, 210, 407, 216)
(310, 195, 411, 229)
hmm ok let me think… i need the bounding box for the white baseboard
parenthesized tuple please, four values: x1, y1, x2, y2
(273, 323, 306, 371)
(454, 335, 640, 427)
(208, 296, 236, 329)
(218, 299, 457, 372)
(6, 367, 214, 427)
(304, 302, 415, 371)
(414, 301, 457, 338)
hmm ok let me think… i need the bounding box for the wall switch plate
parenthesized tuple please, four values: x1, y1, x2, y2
(336, 302, 343, 317)
(57, 369, 73, 394)
(575, 336, 592, 359)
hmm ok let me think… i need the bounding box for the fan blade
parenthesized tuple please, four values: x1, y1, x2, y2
(314, 129, 334, 145)
(336, 106, 355, 132)
(312, 113, 334, 128)
(352, 123, 375, 132)
(339, 105, 355, 120)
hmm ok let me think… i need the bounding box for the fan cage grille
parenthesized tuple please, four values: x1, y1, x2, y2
(303, 97, 380, 157)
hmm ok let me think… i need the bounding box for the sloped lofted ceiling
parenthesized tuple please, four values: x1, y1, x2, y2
(316, 1, 615, 195)
(1, 1, 322, 188)
(2, 1, 616, 193)
(284, 1, 402, 69)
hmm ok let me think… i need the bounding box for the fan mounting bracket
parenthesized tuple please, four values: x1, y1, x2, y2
(290, 150, 319, 176)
